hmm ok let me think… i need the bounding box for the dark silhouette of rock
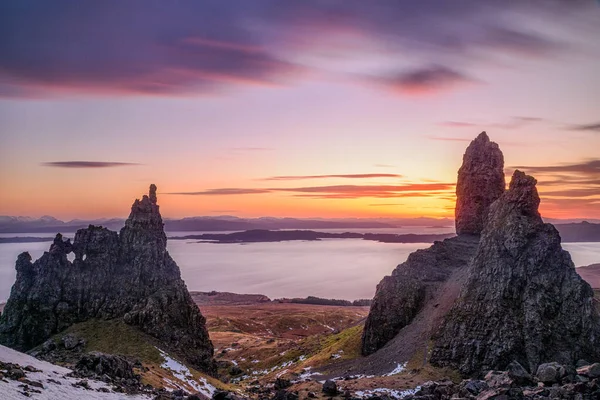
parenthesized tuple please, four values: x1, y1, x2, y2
(0, 185, 216, 374)
(431, 171, 600, 375)
(455, 131, 505, 235)
(361, 235, 478, 355)
(360, 132, 504, 356)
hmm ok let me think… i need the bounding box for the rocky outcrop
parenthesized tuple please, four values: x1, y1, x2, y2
(431, 171, 600, 374)
(0, 185, 216, 374)
(455, 131, 505, 235)
(404, 360, 600, 400)
(360, 132, 505, 355)
(361, 235, 478, 355)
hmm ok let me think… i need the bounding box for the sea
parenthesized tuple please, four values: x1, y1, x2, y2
(1, 230, 599, 302)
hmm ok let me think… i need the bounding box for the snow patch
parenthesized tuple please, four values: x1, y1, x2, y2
(354, 386, 421, 399)
(383, 362, 407, 377)
(158, 349, 216, 398)
(0, 344, 150, 400)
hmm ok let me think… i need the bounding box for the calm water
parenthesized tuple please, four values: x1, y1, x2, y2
(0, 238, 599, 302)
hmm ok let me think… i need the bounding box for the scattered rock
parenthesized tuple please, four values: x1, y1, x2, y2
(322, 379, 338, 396)
(73, 352, 137, 381)
(61, 334, 85, 350)
(577, 362, 600, 378)
(507, 360, 532, 384)
(274, 377, 291, 390)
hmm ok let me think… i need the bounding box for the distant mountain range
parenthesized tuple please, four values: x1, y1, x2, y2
(1, 214, 598, 234)
(0, 215, 452, 233)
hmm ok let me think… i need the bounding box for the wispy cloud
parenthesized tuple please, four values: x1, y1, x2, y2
(41, 161, 140, 168)
(426, 136, 471, 142)
(260, 173, 403, 181)
(378, 65, 476, 94)
(439, 116, 544, 130)
(568, 122, 600, 132)
(167, 182, 454, 199)
(512, 160, 600, 175)
(167, 188, 271, 196)
(0, 1, 588, 98)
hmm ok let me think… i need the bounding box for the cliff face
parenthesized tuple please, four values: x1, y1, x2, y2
(0, 185, 216, 374)
(431, 171, 600, 374)
(361, 133, 504, 355)
(361, 235, 478, 355)
(455, 132, 505, 235)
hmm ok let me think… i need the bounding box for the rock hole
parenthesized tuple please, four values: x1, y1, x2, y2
(82, 254, 87, 261)
(66, 252, 75, 263)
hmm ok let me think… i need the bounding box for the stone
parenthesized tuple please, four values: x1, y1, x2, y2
(61, 334, 84, 350)
(507, 360, 532, 384)
(431, 171, 600, 374)
(455, 132, 505, 235)
(274, 378, 291, 390)
(322, 379, 338, 395)
(73, 352, 136, 381)
(0, 185, 216, 374)
(536, 362, 565, 384)
(577, 363, 600, 378)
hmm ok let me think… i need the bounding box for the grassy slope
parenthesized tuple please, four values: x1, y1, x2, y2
(47, 319, 233, 393)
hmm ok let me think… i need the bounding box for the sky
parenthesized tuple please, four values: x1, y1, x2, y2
(0, 0, 599, 221)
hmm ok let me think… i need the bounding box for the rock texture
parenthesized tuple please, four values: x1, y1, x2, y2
(455, 131, 505, 235)
(361, 235, 479, 355)
(0, 185, 216, 374)
(431, 171, 600, 374)
(360, 132, 505, 356)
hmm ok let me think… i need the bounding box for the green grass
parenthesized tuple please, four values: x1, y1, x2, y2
(60, 319, 163, 364)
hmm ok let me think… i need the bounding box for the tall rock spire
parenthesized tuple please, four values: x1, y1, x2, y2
(455, 131, 505, 235)
(0, 184, 216, 374)
(431, 170, 600, 374)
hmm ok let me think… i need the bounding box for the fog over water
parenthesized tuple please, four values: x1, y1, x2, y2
(0, 236, 598, 302)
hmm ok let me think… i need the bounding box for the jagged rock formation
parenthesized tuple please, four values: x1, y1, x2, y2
(455, 131, 505, 235)
(361, 133, 505, 355)
(0, 185, 216, 374)
(431, 171, 600, 374)
(361, 235, 478, 355)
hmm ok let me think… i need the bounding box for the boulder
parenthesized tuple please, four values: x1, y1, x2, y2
(536, 362, 565, 384)
(322, 379, 338, 395)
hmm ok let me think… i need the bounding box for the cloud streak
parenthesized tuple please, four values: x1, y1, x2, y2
(168, 182, 454, 199)
(41, 161, 140, 168)
(569, 122, 600, 132)
(379, 65, 476, 94)
(167, 188, 271, 196)
(261, 173, 403, 181)
(0, 0, 589, 98)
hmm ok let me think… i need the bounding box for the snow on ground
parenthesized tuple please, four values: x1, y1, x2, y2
(158, 348, 216, 398)
(383, 362, 407, 376)
(294, 367, 323, 382)
(354, 386, 421, 399)
(0, 344, 150, 399)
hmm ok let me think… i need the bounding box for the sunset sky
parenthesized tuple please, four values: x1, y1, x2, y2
(1, 1, 599, 221)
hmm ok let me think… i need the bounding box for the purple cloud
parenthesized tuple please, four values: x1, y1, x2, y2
(379, 66, 476, 94)
(41, 161, 139, 168)
(0, 0, 589, 98)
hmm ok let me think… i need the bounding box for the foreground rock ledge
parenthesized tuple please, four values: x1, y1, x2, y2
(0, 185, 216, 374)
